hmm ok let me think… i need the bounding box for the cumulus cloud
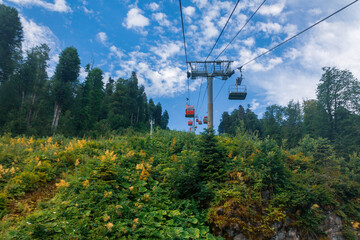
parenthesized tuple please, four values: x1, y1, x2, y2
(152, 12, 171, 27)
(148, 2, 159, 11)
(109, 45, 125, 59)
(183, 6, 196, 17)
(150, 41, 182, 61)
(192, 0, 208, 9)
(20, 15, 59, 52)
(20, 15, 60, 76)
(96, 32, 108, 46)
(7, 0, 71, 13)
(257, 22, 282, 34)
(259, 3, 285, 16)
(122, 8, 150, 33)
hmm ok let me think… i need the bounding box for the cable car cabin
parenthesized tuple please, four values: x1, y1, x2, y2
(198, 120, 202, 125)
(228, 85, 247, 100)
(203, 116, 208, 124)
(188, 119, 193, 126)
(185, 105, 195, 118)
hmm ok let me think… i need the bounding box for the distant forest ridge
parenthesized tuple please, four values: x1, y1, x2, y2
(218, 66, 360, 157)
(0, 4, 169, 137)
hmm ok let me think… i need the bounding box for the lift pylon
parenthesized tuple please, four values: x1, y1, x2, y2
(187, 60, 235, 129)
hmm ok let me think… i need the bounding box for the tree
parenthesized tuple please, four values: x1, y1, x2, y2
(261, 105, 284, 144)
(198, 129, 225, 182)
(282, 101, 303, 148)
(22, 44, 50, 129)
(153, 103, 162, 127)
(316, 67, 360, 140)
(160, 110, 169, 129)
(51, 47, 80, 134)
(0, 4, 23, 83)
(218, 112, 231, 134)
(245, 106, 261, 137)
(303, 99, 329, 139)
(73, 67, 104, 134)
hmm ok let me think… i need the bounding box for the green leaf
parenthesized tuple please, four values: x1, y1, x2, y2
(188, 228, 200, 238)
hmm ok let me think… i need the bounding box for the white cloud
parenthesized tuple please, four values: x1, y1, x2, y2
(150, 41, 182, 61)
(20, 15, 59, 52)
(243, 37, 255, 47)
(308, 8, 322, 15)
(20, 15, 60, 76)
(109, 45, 125, 59)
(148, 2, 159, 11)
(82, 6, 94, 14)
(250, 99, 260, 111)
(259, 3, 285, 16)
(192, 0, 208, 9)
(183, 6, 196, 17)
(122, 8, 150, 33)
(96, 32, 108, 46)
(79, 66, 87, 82)
(257, 22, 282, 34)
(7, 0, 71, 13)
(153, 12, 171, 27)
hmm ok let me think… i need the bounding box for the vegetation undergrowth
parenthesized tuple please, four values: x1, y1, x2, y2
(0, 129, 359, 239)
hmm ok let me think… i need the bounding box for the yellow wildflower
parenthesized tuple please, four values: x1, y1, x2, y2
(136, 164, 143, 170)
(56, 179, 70, 189)
(75, 159, 80, 166)
(352, 221, 359, 229)
(144, 194, 150, 202)
(126, 150, 135, 158)
(105, 222, 114, 231)
(104, 191, 112, 197)
(133, 218, 139, 224)
(82, 179, 89, 188)
(139, 150, 146, 158)
(103, 214, 110, 222)
(311, 204, 320, 210)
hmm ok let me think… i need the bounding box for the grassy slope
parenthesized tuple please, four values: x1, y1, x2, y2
(0, 131, 359, 239)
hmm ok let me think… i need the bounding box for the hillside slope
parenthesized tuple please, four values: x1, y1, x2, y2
(0, 131, 359, 239)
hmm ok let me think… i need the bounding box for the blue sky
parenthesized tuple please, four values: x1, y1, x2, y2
(2, 0, 360, 132)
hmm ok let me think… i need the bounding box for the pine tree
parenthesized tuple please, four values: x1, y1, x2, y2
(51, 47, 80, 134)
(198, 129, 225, 182)
(0, 4, 23, 83)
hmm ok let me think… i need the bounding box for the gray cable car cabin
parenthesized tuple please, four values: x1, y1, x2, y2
(228, 76, 247, 100)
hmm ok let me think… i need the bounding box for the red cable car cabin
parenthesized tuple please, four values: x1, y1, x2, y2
(185, 105, 195, 118)
(188, 119, 193, 126)
(203, 116, 208, 124)
(198, 120, 202, 125)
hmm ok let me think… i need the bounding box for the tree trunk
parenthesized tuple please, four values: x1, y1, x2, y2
(21, 91, 25, 109)
(26, 94, 37, 128)
(51, 103, 62, 134)
(54, 105, 61, 134)
(137, 107, 139, 124)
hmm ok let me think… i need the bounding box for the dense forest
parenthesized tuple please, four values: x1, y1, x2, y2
(1, 3, 360, 240)
(218, 66, 360, 157)
(0, 4, 169, 137)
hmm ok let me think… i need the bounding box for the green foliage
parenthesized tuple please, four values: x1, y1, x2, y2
(0, 125, 359, 239)
(198, 129, 226, 182)
(0, 4, 23, 82)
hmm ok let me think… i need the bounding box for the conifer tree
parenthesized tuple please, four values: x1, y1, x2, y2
(51, 47, 80, 134)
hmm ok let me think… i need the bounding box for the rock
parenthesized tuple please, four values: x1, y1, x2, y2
(234, 233, 247, 240)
